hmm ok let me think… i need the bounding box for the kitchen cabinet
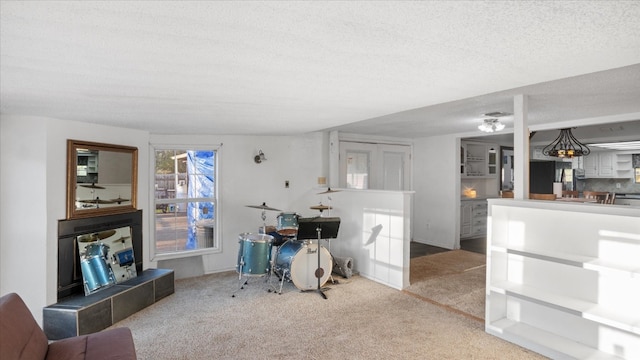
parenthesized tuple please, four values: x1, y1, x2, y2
(461, 141, 498, 178)
(486, 199, 640, 359)
(614, 154, 634, 179)
(583, 152, 614, 178)
(460, 200, 487, 239)
(584, 152, 635, 178)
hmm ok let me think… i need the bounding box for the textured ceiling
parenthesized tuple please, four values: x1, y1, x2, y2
(1, 1, 640, 137)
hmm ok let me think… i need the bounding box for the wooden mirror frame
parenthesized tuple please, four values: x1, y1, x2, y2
(67, 140, 138, 219)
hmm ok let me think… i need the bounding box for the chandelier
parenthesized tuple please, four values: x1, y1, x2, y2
(478, 118, 505, 133)
(542, 128, 591, 158)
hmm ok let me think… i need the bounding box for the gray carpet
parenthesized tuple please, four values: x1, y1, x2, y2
(110, 269, 546, 359)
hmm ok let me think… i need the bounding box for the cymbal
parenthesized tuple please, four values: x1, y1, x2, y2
(78, 230, 117, 242)
(310, 205, 332, 211)
(80, 183, 105, 189)
(111, 197, 130, 203)
(317, 187, 340, 195)
(246, 202, 281, 211)
(79, 198, 115, 204)
(111, 236, 131, 243)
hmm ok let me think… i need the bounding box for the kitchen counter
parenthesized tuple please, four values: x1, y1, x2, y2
(615, 192, 640, 199)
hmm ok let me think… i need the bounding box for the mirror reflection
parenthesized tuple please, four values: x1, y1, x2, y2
(501, 146, 514, 191)
(67, 140, 137, 219)
(77, 226, 137, 295)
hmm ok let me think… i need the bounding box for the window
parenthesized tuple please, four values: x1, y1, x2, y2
(152, 148, 219, 257)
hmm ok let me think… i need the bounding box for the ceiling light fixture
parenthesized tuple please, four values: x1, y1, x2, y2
(542, 128, 591, 158)
(478, 118, 505, 133)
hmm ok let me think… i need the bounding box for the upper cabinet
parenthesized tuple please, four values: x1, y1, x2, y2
(583, 151, 633, 179)
(461, 141, 498, 178)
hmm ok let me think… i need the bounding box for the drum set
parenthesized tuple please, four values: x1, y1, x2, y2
(234, 201, 341, 298)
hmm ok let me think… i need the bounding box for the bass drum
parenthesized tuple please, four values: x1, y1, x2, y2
(275, 240, 333, 290)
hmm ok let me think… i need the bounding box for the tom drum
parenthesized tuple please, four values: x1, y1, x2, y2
(236, 233, 273, 276)
(276, 212, 299, 236)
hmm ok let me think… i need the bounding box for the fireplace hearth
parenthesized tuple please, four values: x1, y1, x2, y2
(47, 210, 174, 340)
(57, 210, 143, 300)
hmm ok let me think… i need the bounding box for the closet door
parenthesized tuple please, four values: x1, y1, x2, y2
(339, 142, 410, 191)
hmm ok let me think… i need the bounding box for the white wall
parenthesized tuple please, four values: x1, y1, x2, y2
(328, 189, 413, 290)
(0, 115, 150, 324)
(1, 115, 417, 321)
(412, 134, 460, 249)
(149, 132, 328, 277)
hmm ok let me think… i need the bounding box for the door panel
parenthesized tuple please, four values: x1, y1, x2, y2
(339, 142, 411, 191)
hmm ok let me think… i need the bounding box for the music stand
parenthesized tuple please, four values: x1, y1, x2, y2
(297, 217, 340, 299)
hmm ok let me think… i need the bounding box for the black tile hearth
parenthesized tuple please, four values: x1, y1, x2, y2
(44, 268, 174, 340)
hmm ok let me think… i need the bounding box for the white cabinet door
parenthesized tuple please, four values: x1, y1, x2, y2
(584, 154, 598, 177)
(598, 152, 614, 176)
(460, 203, 472, 238)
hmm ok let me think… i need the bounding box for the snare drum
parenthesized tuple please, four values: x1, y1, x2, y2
(275, 240, 333, 290)
(276, 212, 299, 236)
(236, 233, 273, 276)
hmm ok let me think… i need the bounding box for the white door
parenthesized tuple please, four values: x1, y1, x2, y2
(339, 142, 411, 191)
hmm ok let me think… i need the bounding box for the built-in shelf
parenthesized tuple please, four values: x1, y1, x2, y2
(486, 199, 640, 359)
(486, 319, 622, 360)
(490, 245, 640, 278)
(490, 281, 640, 335)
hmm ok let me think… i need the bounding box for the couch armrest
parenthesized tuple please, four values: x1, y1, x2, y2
(0, 293, 49, 360)
(46, 327, 136, 360)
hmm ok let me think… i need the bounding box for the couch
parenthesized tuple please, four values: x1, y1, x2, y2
(0, 293, 137, 360)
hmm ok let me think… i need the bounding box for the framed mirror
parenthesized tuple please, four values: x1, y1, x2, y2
(67, 140, 138, 219)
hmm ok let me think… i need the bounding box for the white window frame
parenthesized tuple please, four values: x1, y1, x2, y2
(150, 144, 222, 261)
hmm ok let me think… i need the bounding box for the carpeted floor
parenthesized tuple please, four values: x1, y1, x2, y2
(109, 251, 545, 359)
(406, 250, 487, 321)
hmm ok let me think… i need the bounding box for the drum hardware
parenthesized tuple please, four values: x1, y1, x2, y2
(246, 202, 282, 233)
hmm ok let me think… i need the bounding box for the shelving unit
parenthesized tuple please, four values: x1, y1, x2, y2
(486, 199, 640, 359)
(615, 154, 634, 179)
(461, 141, 498, 178)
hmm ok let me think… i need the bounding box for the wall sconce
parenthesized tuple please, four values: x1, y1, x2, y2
(254, 150, 267, 164)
